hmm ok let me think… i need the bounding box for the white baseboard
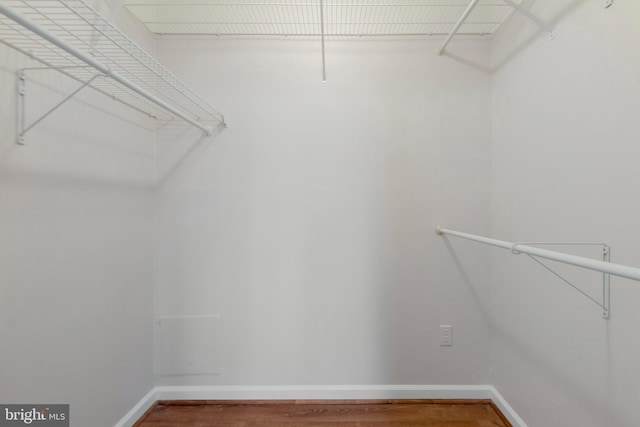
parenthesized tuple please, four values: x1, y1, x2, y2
(115, 385, 526, 427)
(153, 384, 494, 401)
(113, 389, 157, 427)
(488, 386, 528, 427)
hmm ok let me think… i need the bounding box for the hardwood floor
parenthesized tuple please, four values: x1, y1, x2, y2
(134, 400, 512, 426)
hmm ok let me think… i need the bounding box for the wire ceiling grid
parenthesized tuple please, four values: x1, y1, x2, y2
(0, 0, 225, 136)
(123, 0, 523, 38)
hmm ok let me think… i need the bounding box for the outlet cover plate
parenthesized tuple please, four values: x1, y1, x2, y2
(440, 325, 452, 346)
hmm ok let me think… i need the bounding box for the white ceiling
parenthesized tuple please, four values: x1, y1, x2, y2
(123, 0, 523, 38)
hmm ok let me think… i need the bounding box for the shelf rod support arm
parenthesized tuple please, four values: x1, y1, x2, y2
(602, 244, 611, 318)
(1, 41, 159, 121)
(501, 0, 555, 38)
(436, 227, 640, 282)
(435, 227, 640, 319)
(526, 254, 606, 313)
(0, 3, 214, 137)
(437, 0, 481, 55)
(18, 72, 101, 145)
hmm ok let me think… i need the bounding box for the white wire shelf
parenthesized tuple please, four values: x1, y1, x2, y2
(0, 0, 225, 140)
(123, 0, 522, 38)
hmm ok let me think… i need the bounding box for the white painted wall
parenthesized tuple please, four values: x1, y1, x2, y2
(0, 2, 155, 426)
(154, 38, 493, 387)
(490, 1, 640, 426)
(10, 1, 639, 424)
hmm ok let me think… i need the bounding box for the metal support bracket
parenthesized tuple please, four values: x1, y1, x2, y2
(501, 0, 556, 40)
(602, 245, 611, 318)
(511, 242, 611, 319)
(17, 67, 102, 145)
(437, 0, 554, 56)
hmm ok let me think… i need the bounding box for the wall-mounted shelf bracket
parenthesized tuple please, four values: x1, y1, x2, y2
(435, 227, 633, 320)
(1, 1, 225, 143)
(509, 242, 611, 319)
(17, 67, 102, 145)
(438, 0, 555, 55)
(602, 245, 611, 318)
(501, 0, 556, 40)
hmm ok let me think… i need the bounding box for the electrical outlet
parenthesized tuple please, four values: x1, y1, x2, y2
(440, 325, 452, 346)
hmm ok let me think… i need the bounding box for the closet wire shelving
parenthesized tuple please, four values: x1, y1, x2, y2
(0, 0, 225, 144)
(122, 0, 523, 38)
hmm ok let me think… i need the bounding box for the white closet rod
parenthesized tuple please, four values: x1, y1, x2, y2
(436, 227, 640, 282)
(0, 4, 214, 136)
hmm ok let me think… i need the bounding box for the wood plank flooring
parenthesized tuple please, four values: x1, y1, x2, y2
(135, 399, 512, 426)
